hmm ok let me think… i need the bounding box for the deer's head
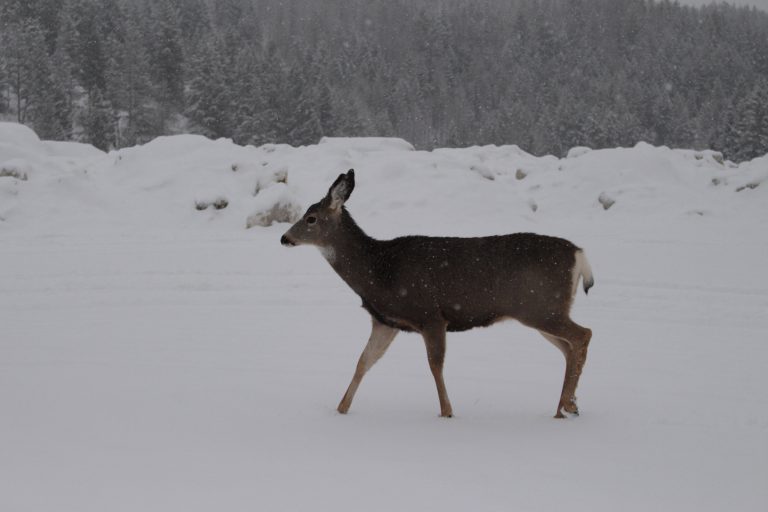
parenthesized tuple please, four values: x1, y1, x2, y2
(280, 169, 355, 248)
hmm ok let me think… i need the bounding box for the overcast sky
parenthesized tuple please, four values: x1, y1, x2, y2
(680, 0, 768, 10)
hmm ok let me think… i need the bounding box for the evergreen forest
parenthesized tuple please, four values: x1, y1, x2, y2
(1, 0, 767, 161)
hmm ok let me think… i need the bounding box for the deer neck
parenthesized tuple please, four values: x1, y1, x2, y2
(320, 209, 380, 295)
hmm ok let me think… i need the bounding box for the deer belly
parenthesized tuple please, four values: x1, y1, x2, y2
(360, 298, 421, 332)
(442, 304, 507, 332)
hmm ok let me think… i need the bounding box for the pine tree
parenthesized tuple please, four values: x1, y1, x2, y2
(186, 38, 234, 139)
(49, 42, 76, 139)
(105, 7, 154, 147)
(230, 45, 268, 145)
(171, 0, 210, 45)
(28, 63, 69, 140)
(282, 64, 322, 146)
(726, 80, 768, 161)
(0, 43, 8, 115)
(80, 87, 113, 150)
(0, 0, 63, 51)
(0, 19, 53, 125)
(246, 44, 290, 145)
(147, 0, 185, 125)
(60, 0, 107, 96)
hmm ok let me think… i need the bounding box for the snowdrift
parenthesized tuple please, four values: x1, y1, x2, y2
(1, 121, 765, 234)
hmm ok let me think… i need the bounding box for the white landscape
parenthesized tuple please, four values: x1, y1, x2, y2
(1, 121, 767, 511)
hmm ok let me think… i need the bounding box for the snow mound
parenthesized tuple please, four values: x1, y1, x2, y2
(731, 154, 768, 192)
(0, 122, 46, 162)
(1, 122, 104, 162)
(254, 167, 288, 194)
(566, 146, 591, 158)
(598, 191, 616, 210)
(318, 137, 415, 152)
(0, 122, 766, 234)
(43, 140, 105, 159)
(246, 183, 302, 228)
(0, 159, 31, 181)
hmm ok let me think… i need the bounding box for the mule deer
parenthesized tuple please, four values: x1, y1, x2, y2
(280, 170, 594, 418)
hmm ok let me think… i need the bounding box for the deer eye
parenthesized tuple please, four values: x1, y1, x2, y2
(306, 215, 317, 225)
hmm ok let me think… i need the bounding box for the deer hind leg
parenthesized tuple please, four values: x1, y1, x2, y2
(337, 318, 398, 414)
(421, 324, 453, 418)
(537, 318, 592, 418)
(539, 331, 578, 418)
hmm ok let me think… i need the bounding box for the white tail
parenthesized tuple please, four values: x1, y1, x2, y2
(573, 250, 595, 298)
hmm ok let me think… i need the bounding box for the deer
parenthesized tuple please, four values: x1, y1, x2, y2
(280, 169, 594, 419)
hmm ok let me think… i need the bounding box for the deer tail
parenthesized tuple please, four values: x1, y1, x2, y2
(573, 250, 595, 296)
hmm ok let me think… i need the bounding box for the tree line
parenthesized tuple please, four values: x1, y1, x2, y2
(1, 0, 767, 161)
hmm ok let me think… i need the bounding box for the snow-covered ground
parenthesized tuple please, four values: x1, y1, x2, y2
(1, 122, 767, 511)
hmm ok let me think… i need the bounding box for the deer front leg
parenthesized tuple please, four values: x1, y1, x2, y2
(337, 318, 398, 414)
(421, 324, 453, 418)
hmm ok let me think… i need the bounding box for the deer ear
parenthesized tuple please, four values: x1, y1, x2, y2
(327, 169, 355, 210)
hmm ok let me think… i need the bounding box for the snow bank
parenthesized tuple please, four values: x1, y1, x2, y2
(42, 140, 105, 159)
(0, 159, 31, 181)
(0, 122, 44, 162)
(0, 122, 104, 161)
(245, 183, 303, 228)
(0, 123, 108, 225)
(318, 136, 415, 152)
(0, 122, 766, 234)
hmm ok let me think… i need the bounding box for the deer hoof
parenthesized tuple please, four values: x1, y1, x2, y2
(563, 397, 579, 415)
(563, 404, 579, 415)
(555, 407, 579, 418)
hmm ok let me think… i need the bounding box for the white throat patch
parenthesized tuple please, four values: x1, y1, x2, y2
(318, 246, 336, 264)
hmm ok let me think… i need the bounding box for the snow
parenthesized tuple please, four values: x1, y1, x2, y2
(319, 136, 416, 152)
(1, 121, 767, 511)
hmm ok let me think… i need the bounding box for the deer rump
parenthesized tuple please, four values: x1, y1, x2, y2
(355, 231, 588, 333)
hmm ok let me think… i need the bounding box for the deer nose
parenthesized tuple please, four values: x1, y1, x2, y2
(281, 234, 296, 247)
